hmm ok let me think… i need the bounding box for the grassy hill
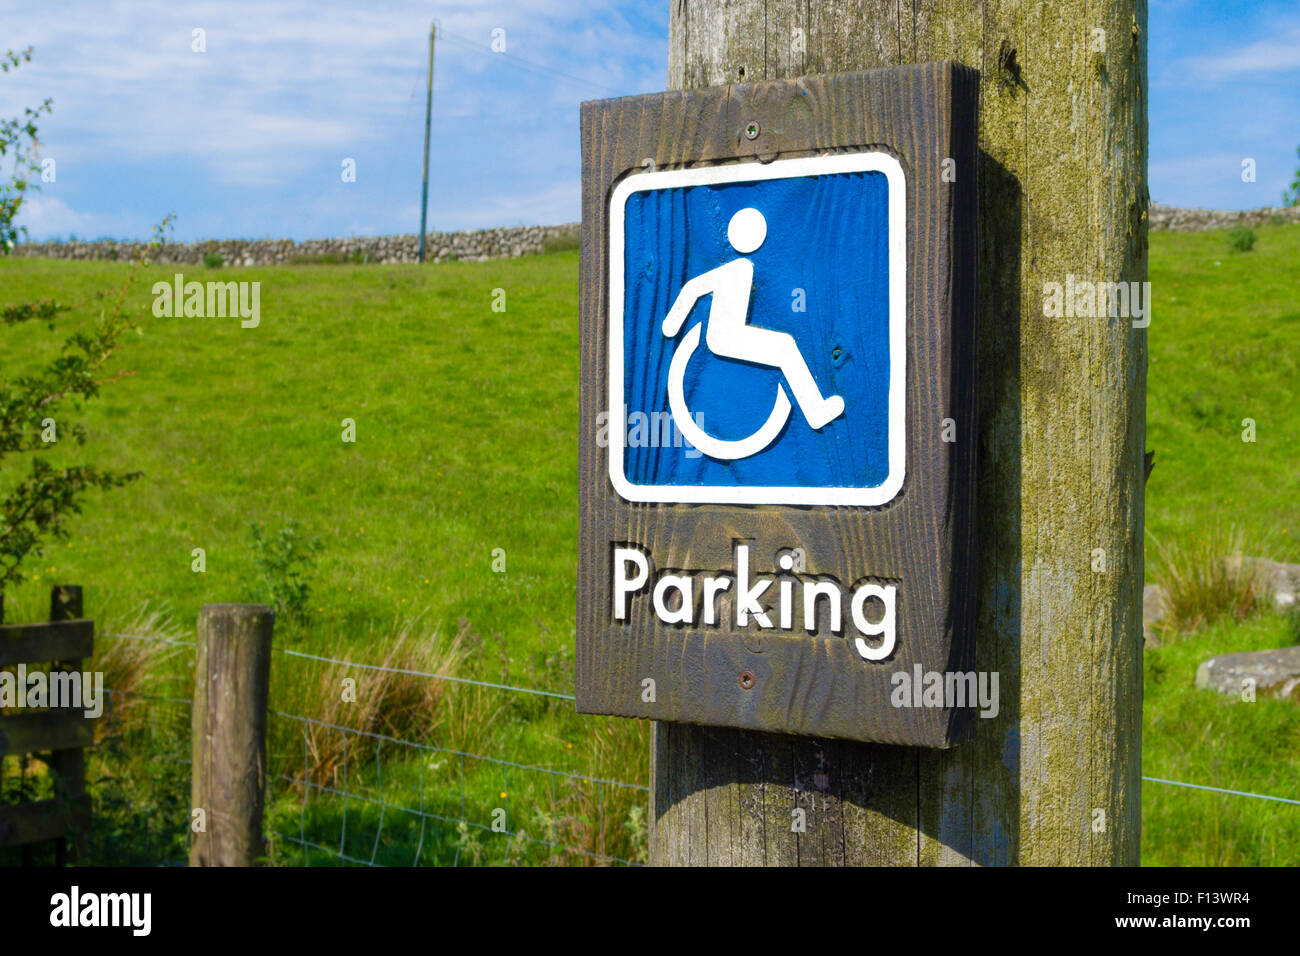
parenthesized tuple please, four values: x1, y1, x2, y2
(1, 222, 1297, 865)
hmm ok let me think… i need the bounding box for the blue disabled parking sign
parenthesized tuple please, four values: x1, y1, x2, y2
(608, 152, 907, 506)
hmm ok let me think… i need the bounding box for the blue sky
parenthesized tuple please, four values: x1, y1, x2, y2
(3, 0, 1297, 242)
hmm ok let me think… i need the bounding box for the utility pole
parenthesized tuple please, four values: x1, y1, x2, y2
(653, 0, 1148, 866)
(418, 20, 436, 264)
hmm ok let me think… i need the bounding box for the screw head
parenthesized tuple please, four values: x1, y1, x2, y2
(739, 670, 756, 690)
(744, 121, 761, 140)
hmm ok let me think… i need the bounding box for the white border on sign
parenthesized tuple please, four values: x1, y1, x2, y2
(607, 151, 907, 506)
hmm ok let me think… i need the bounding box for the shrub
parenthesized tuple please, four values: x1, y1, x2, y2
(1226, 227, 1256, 252)
(0, 47, 51, 252)
(248, 519, 322, 621)
(202, 251, 223, 268)
(2, 46, 168, 597)
(1283, 144, 1300, 207)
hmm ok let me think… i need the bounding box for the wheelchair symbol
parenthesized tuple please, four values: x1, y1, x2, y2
(661, 207, 845, 461)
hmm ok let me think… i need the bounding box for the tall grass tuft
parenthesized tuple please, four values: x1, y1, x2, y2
(79, 603, 193, 865)
(1147, 526, 1273, 635)
(91, 603, 188, 743)
(508, 717, 649, 866)
(270, 616, 499, 789)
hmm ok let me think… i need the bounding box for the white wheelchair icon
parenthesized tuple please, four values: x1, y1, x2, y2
(662, 207, 845, 461)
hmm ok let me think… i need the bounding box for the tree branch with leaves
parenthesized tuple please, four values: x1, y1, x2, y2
(1, 47, 172, 597)
(1, 46, 52, 253)
(1284, 145, 1300, 208)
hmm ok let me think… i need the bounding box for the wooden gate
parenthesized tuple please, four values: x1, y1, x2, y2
(0, 585, 94, 864)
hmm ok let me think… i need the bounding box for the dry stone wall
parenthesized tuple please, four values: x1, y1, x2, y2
(1148, 203, 1300, 231)
(12, 223, 580, 266)
(11, 204, 1300, 265)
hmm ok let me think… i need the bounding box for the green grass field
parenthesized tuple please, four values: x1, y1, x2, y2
(1145, 224, 1300, 555)
(1, 221, 1298, 865)
(1, 254, 583, 645)
(1137, 223, 1300, 862)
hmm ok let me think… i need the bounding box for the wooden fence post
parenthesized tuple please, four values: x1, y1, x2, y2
(190, 604, 274, 867)
(653, 0, 1147, 865)
(49, 584, 87, 865)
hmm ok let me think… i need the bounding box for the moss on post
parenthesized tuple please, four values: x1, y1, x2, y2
(190, 604, 275, 867)
(654, 0, 1147, 866)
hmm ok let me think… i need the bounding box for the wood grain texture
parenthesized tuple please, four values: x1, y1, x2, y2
(645, 0, 1146, 867)
(0, 619, 93, 666)
(189, 603, 274, 867)
(0, 587, 93, 860)
(578, 63, 979, 749)
(0, 709, 94, 756)
(47, 584, 87, 863)
(0, 795, 90, 849)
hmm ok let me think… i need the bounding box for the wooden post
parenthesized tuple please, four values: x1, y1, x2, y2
(653, 0, 1147, 865)
(48, 584, 86, 865)
(190, 604, 274, 867)
(49, 585, 83, 622)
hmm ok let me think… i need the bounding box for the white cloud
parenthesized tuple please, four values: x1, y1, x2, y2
(1191, 27, 1300, 79)
(14, 194, 126, 239)
(7, 3, 647, 146)
(1148, 150, 1292, 210)
(1149, 152, 1251, 183)
(440, 178, 580, 231)
(2, 1, 665, 238)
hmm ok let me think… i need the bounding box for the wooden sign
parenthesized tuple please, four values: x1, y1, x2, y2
(577, 62, 979, 747)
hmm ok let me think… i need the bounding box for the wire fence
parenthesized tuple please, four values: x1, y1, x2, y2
(96, 632, 649, 867)
(272, 711, 643, 866)
(1140, 776, 1300, 807)
(86, 631, 1300, 866)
